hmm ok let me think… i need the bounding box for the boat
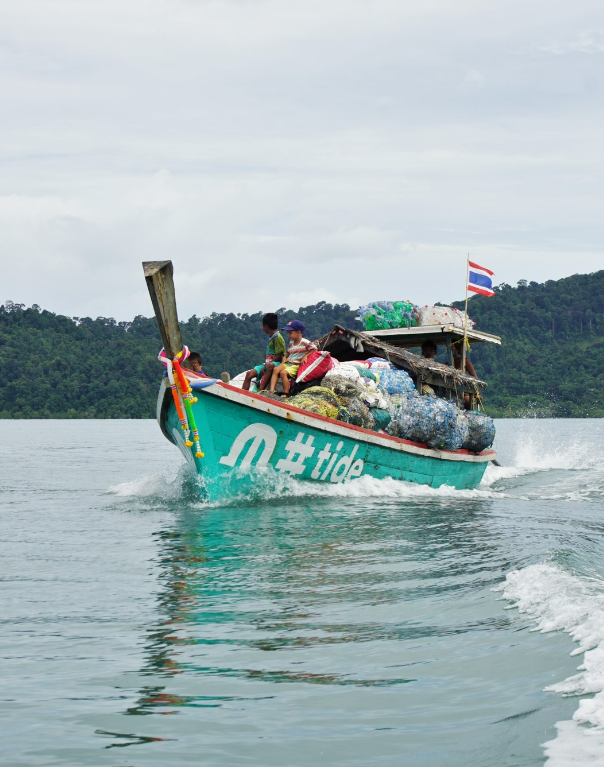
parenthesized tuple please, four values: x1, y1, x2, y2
(144, 261, 499, 501)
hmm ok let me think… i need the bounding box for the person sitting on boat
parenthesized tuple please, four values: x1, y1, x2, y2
(188, 352, 205, 375)
(178, 351, 204, 375)
(269, 320, 317, 396)
(419, 340, 438, 395)
(421, 339, 438, 359)
(452, 344, 477, 378)
(242, 313, 286, 391)
(452, 344, 478, 409)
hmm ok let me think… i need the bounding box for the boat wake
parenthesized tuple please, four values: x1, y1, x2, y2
(481, 429, 603, 501)
(108, 465, 203, 505)
(107, 426, 602, 508)
(498, 563, 604, 766)
(108, 466, 503, 507)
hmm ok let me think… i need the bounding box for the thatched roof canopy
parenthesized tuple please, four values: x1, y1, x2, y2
(315, 325, 487, 391)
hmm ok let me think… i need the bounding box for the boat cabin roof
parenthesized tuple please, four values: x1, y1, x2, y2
(316, 325, 488, 392)
(364, 324, 502, 349)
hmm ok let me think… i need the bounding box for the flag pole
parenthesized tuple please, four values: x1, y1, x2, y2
(462, 254, 469, 373)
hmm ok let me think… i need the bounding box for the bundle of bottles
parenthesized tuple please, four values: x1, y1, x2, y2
(357, 301, 420, 331)
(357, 302, 474, 332)
(287, 359, 495, 453)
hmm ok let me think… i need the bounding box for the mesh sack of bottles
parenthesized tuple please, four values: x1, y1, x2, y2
(384, 392, 470, 451)
(288, 380, 375, 430)
(370, 407, 391, 431)
(339, 397, 376, 429)
(318, 376, 376, 429)
(462, 411, 496, 452)
(287, 368, 494, 452)
(376, 368, 415, 395)
(287, 386, 343, 420)
(321, 374, 362, 398)
(419, 305, 475, 329)
(358, 301, 420, 331)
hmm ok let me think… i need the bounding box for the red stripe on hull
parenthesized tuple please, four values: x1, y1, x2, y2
(217, 382, 495, 458)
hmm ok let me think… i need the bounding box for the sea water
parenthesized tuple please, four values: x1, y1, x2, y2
(1, 419, 603, 767)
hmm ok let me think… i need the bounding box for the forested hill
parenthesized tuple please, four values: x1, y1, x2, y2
(0, 302, 358, 419)
(1, 270, 603, 418)
(453, 271, 604, 417)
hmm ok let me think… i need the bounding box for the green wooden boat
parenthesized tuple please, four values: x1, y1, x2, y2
(144, 261, 497, 502)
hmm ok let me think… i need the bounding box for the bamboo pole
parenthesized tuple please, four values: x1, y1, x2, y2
(462, 254, 469, 374)
(142, 260, 183, 359)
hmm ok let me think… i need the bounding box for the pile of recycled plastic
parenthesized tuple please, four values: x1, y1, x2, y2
(321, 361, 413, 434)
(419, 305, 474, 329)
(357, 301, 420, 331)
(376, 368, 415, 395)
(340, 397, 375, 430)
(462, 411, 496, 452)
(287, 386, 343, 420)
(319, 372, 379, 430)
(285, 355, 494, 452)
(385, 391, 470, 451)
(357, 301, 477, 333)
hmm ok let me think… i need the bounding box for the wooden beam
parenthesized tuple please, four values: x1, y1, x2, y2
(142, 260, 183, 359)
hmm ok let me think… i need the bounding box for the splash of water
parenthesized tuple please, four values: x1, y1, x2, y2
(108, 464, 203, 505)
(109, 464, 502, 507)
(108, 419, 602, 506)
(497, 563, 604, 766)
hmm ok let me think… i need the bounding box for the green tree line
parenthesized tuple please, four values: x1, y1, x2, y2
(1, 270, 602, 418)
(453, 271, 604, 417)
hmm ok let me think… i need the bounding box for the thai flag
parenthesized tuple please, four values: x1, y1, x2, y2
(468, 261, 495, 297)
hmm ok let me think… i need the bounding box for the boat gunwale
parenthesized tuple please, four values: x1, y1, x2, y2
(195, 380, 495, 464)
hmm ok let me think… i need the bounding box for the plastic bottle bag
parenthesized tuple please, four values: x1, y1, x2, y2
(420, 305, 475, 329)
(376, 369, 416, 395)
(321, 374, 363, 398)
(427, 398, 469, 451)
(370, 408, 391, 431)
(462, 412, 496, 452)
(338, 396, 375, 429)
(366, 357, 394, 370)
(394, 393, 469, 451)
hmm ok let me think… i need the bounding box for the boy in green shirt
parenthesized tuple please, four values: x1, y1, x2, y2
(242, 313, 287, 391)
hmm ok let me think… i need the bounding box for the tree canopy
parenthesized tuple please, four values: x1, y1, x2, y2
(1, 270, 602, 418)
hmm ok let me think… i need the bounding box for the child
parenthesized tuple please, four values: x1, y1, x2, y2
(243, 313, 286, 391)
(188, 352, 204, 374)
(269, 320, 317, 395)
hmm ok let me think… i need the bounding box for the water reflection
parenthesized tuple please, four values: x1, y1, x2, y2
(124, 494, 503, 720)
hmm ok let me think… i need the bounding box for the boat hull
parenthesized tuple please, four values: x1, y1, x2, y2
(158, 381, 494, 501)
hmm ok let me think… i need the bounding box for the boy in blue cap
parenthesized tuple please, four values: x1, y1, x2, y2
(269, 320, 317, 395)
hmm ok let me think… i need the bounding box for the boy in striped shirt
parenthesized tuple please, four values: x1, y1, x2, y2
(269, 320, 317, 395)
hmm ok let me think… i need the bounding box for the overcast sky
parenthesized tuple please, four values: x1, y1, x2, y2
(2, 0, 603, 321)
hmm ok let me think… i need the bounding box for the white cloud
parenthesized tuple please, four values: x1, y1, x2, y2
(285, 288, 344, 310)
(1, 0, 603, 321)
(126, 170, 184, 210)
(539, 30, 604, 55)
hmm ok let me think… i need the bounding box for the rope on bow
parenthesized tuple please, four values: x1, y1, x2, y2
(158, 346, 204, 458)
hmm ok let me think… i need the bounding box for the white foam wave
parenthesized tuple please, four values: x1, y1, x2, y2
(480, 463, 533, 487)
(496, 563, 604, 765)
(107, 464, 197, 501)
(108, 464, 502, 507)
(511, 434, 600, 473)
(109, 476, 165, 497)
(225, 470, 502, 502)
